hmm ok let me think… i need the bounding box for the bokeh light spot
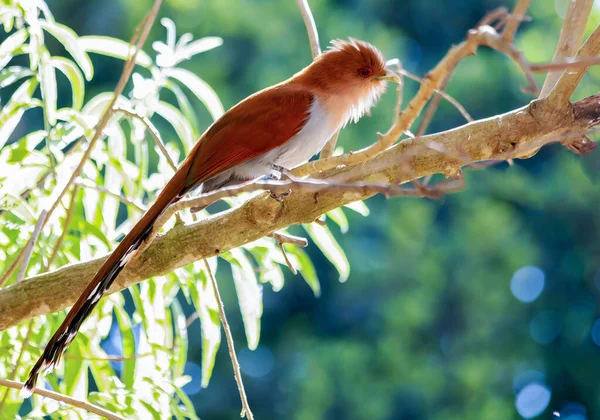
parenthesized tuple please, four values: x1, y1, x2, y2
(511, 266, 545, 303)
(590, 318, 600, 347)
(239, 346, 274, 378)
(182, 362, 203, 396)
(530, 311, 562, 345)
(513, 370, 545, 394)
(516, 383, 551, 419)
(557, 401, 588, 420)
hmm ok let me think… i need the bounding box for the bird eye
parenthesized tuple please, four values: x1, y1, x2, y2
(357, 66, 373, 78)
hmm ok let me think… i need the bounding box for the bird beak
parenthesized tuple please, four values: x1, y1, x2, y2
(377, 66, 400, 83)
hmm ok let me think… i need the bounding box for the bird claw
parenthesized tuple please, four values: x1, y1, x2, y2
(270, 189, 292, 202)
(268, 163, 292, 180)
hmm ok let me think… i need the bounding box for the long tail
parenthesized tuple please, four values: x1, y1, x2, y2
(23, 166, 191, 396)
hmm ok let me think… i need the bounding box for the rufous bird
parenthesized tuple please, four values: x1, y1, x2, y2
(24, 38, 396, 394)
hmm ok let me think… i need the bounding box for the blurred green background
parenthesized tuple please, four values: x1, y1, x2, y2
(32, 0, 600, 418)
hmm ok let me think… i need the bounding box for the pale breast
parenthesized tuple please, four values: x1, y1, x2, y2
(234, 96, 338, 179)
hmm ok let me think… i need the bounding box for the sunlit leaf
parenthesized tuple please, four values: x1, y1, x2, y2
(140, 401, 162, 420)
(170, 299, 188, 379)
(188, 261, 221, 388)
(0, 28, 27, 71)
(285, 244, 320, 297)
(0, 78, 40, 149)
(224, 249, 262, 350)
(39, 20, 93, 80)
(154, 101, 195, 151)
(79, 36, 153, 68)
(51, 56, 85, 110)
(39, 50, 57, 124)
(7, 130, 46, 163)
(304, 223, 350, 282)
(171, 384, 200, 420)
(163, 67, 224, 121)
(248, 245, 285, 292)
(328, 208, 349, 233)
(63, 339, 87, 396)
(114, 305, 136, 388)
(0, 66, 33, 88)
(163, 80, 200, 137)
(344, 200, 370, 216)
(179, 36, 222, 59)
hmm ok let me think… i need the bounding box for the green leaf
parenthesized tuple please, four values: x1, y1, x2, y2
(7, 134, 30, 163)
(286, 244, 320, 297)
(39, 20, 93, 80)
(63, 339, 87, 396)
(51, 57, 85, 110)
(155, 101, 195, 152)
(304, 223, 350, 282)
(0, 66, 33, 88)
(327, 208, 349, 233)
(171, 385, 200, 420)
(163, 67, 224, 121)
(188, 261, 221, 388)
(0, 28, 28, 71)
(224, 249, 262, 350)
(170, 299, 188, 379)
(163, 80, 200, 137)
(248, 245, 285, 291)
(113, 305, 136, 388)
(79, 36, 153, 68)
(179, 36, 222, 58)
(0, 7, 18, 32)
(344, 200, 370, 216)
(140, 401, 162, 420)
(39, 51, 57, 125)
(0, 78, 40, 149)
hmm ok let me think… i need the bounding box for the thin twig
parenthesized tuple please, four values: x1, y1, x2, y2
(416, 72, 453, 137)
(540, 0, 594, 97)
(548, 24, 600, 104)
(270, 232, 308, 275)
(294, 0, 342, 159)
(75, 180, 147, 212)
(295, 0, 321, 59)
(203, 259, 254, 420)
(47, 186, 79, 268)
(0, 378, 125, 420)
(116, 107, 178, 172)
(16, 210, 48, 283)
(64, 352, 152, 362)
(269, 232, 308, 247)
(0, 248, 26, 288)
(501, 0, 531, 42)
(276, 242, 297, 274)
(532, 56, 600, 72)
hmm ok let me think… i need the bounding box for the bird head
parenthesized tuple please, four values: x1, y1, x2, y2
(298, 38, 397, 125)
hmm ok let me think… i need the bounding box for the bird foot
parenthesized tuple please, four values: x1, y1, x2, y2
(268, 163, 292, 180)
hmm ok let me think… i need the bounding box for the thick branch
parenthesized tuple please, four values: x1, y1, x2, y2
(1, 93, 599, 330)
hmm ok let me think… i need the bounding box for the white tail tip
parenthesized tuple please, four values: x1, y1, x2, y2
(19, 386, 33, 399)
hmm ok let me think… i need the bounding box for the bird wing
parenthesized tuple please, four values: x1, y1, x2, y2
(182, 85, 313, 191)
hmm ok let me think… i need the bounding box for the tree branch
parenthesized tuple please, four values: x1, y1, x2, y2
(548, 24, 600, 105)
(2, 92, 600, 330)
(0, 378, 125, 420)
(539, 0, 594, 97)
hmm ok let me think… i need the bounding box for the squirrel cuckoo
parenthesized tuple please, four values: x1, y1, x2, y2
(24, 38, 395, 394)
